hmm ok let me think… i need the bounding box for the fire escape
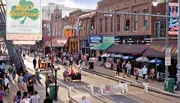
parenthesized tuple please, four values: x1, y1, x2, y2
(0, 1, 25, 71)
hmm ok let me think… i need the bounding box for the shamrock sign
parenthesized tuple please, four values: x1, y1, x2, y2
(8, 0, 40, 24)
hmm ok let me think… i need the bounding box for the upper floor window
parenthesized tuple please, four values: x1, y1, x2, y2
(100, 18, 102, 33)
(143, 9, 148, 28)
(117, 15, 120, 32)
(110, 17, 113, 32)
(125, 15, 130, 31)
(105, 17, 108, 32)
(133, 11, 138, 31)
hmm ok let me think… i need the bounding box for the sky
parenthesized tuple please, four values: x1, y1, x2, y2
(42, 0, 100, 9)
(3, 0, 100, 9)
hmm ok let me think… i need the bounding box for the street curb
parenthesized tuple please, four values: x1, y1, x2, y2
(83, 68, 180, 98)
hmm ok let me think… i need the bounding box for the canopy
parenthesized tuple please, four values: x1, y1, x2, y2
(136, 56, 149, 62)
(122, 56, 133, 60)
(109, 53, 124, 58)
(149, 58, 163, 64)
(93, 43, 113, 51)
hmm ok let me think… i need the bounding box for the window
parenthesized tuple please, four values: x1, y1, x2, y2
(154, 21, 164, 38)
(117, 15, 120, 32)
(143, 9, 148, 28)
(125, 15, 130, 31)
(100, 18, 102, 33)
(133, 11, 138, 31)
(110, 17, 113, 32)
(105, 17, 108, 32)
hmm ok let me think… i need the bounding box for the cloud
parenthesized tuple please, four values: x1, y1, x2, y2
(42, 0, 98, 9)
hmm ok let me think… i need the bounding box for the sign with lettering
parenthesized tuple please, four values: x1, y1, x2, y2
(103, 36, 114, 43)
(169, 3, 178, 36)
(88, 35, 103, 43)
(165, 48, 171, 66)
(6, 0, 42, 40)
(64, 26, 73, 37)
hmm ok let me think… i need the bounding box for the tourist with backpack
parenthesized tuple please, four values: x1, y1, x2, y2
(0, 86, 6, 103)
(13, 91, 21, 103)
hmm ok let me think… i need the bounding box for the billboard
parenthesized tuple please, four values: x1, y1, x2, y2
(6, 0, 42, 40)
(169, 3, 178, 36)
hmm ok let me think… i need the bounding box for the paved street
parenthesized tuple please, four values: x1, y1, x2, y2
(12, 55, 179, 103)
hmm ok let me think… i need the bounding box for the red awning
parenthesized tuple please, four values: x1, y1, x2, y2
(107, 44, 148, 55)
(44, 37, 68, 47)
(143, 39, 177, 58)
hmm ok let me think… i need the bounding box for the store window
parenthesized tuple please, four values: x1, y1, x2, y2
(143, 9, 148, 28)
(110, 17, 113, 32)
(134, 11, 138, 31)
(105, 17, 108, 32)
(117, 15, 120, 32)
(100, 18, 102, 33)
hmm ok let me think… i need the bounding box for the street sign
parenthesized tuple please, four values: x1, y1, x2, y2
(165, 48, 171, 66)
(104, 14, 113, 17)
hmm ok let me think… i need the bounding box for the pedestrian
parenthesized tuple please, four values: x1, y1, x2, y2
(122, 61, 126, 78)
(27, 78, 34, 95)
(69, 100, 73, 103)
(13, 91, 21, 103)
(0, 86, 6, 103)
(43, 92, 53, 103)
(142, 65, 148, 79)
(116, 62, 121, 76)
(150, 67, 155, 81)
(125, 61, 132, 77)
(1, 62, 6, 74)
(18, 73, 25, 92)
(12, 64, 17, 80)
(69, 55, 73, 65)
(135, 68, 139, 80)
(3, 75, 9, 94)
(22, 92, 30, 103)
(80, 96, 90, 103)
(30, 91, 40, 103)
(33, 58, 37, 69)
(23, 71, 32, 82)
(8, 66, 13, 81)
(98, 55, 102, 66)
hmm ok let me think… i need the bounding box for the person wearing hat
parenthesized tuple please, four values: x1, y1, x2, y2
(142, 65, 148, 79)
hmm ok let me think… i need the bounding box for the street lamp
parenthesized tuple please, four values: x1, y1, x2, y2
(152, 0, 158, 6)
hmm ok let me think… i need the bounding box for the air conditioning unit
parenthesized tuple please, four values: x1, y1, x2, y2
(144, 26, 148, 30)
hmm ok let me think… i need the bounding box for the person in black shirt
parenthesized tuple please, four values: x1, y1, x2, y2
(33, 58, 37, 69)
(44, 92, 53, 103)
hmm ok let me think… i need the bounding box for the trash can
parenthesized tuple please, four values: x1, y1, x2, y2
(164, 78, 175, 92)
(49, 84, 59, 100)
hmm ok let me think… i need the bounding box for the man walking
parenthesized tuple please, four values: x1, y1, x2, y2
(142, 65, 148, 80)
(33, 58, 37, 69)
(126, 61, 132, 77)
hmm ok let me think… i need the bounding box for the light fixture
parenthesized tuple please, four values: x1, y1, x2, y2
(152, 0, 158, 6)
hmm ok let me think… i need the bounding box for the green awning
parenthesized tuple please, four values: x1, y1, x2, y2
(93, 43, 113, 51)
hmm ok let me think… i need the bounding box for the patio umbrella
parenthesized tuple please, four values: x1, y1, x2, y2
(136, 56, 149, 62)
(122, 56, 133, 60)
(109, 53, 124, 58)
(114, 54, 124, 58)
(149, 58, 163, 64)
(101, 53, 110, 57)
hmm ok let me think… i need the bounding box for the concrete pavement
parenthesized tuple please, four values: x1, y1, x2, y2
(21, 55, 180, 103)
(82, 64, 180, 97)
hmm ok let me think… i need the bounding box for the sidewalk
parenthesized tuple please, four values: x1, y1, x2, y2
(83, 65, 180, 97)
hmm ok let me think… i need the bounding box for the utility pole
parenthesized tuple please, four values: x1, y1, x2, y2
(165, 0, 169, 78)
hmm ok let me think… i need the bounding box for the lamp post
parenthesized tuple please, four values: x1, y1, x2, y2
(152, 0, 169, 78)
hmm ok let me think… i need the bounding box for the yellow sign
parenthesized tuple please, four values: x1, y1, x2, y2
(64, 26, 73, 37)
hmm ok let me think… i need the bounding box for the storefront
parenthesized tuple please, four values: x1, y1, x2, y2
(80, 40, 88, 54)
(69, 37, 79, 54)
(88, 35, 103, 57)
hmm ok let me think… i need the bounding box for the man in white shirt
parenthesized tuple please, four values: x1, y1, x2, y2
(30, 91, 40, 103)
(142, 65, 148, 79)
(125, 61, 132, 77)
(80, 96, 90, 103)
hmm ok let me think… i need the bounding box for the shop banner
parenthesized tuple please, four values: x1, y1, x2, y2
(169, 3, 178, 36)
(88, 35, 103, 43)
(6, 0, 42, 40)
(103, 36, 114, 43)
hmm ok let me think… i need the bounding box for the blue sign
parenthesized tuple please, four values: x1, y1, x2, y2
(88, 35, 103, 43)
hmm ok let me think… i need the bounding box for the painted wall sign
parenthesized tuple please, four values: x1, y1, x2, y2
(6, 0, 42, 40)
(169, 3, 178, 36)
